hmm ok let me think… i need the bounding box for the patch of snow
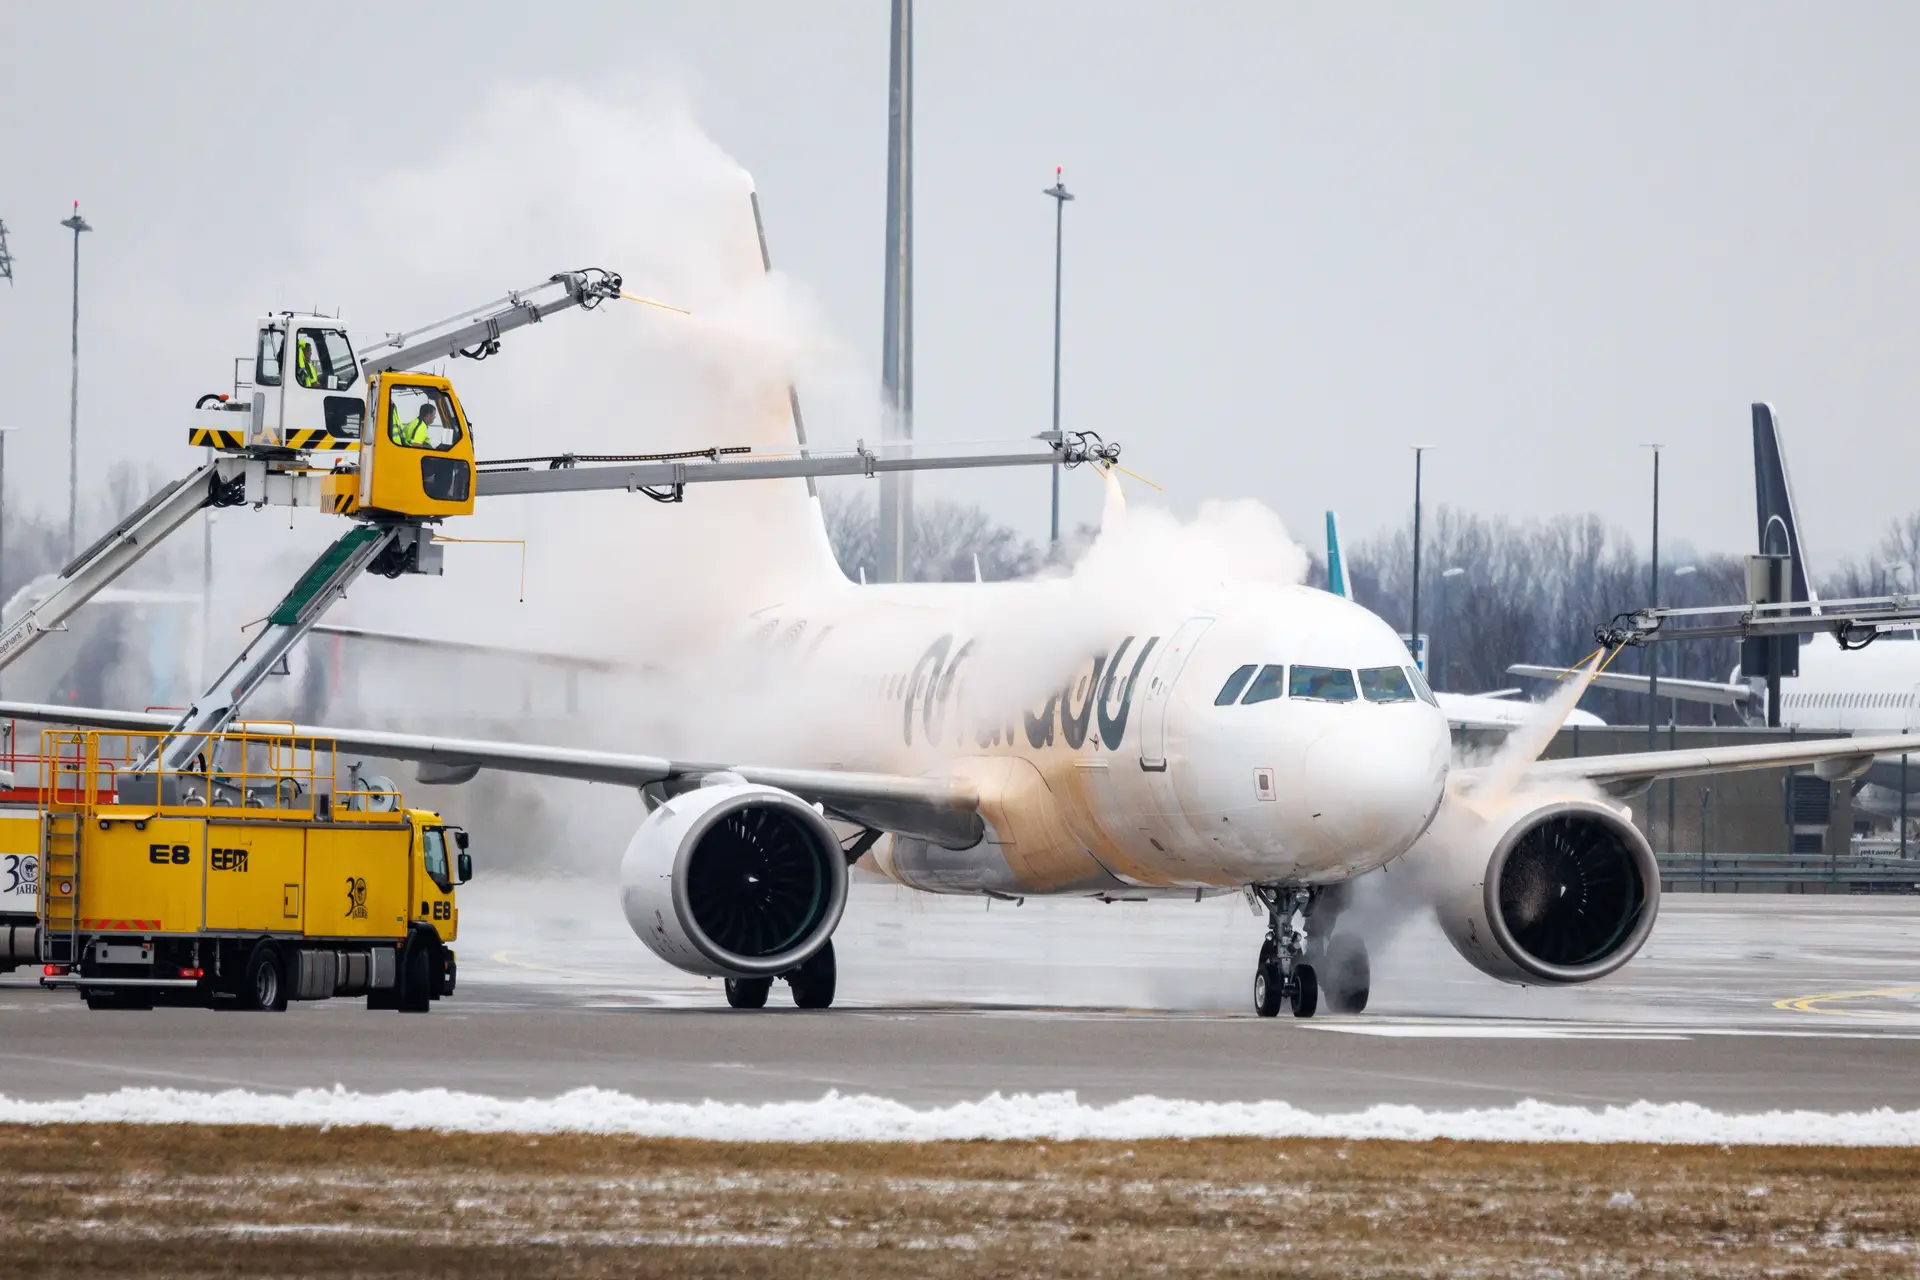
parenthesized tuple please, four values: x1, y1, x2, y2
(3, 1088, 1920, 1146)
(1607, 1191, 1637, 1208)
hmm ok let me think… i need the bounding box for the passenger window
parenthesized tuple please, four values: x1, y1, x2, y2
(1406, 665, 1440, 707)
(1290, 666, 1357, 702)
(1359, 666, 1417, 703)
(256, 326, 285, 387)
(293, 328, 359, 392)
(1215, 664, 1257, 706)
(421, 828, 452, 893)
(1242, 664, 1285, 705)
(386, 385, 463, 451)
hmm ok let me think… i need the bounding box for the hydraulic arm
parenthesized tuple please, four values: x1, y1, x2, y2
(0, 460, 245, 671)
(355, 270, 623, 375)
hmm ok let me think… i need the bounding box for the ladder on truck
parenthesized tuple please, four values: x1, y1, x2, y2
(38, 734, 94, 965)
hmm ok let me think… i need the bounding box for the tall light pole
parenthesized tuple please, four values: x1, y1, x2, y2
(1645, 444, 1662, 752)
(1043, 167, 1074, 550)
(60, 202, 92, 560)
(876, 0, 913, 582)
(1409, 447, 1431, 672)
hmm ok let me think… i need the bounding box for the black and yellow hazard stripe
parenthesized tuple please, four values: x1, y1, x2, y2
(286, 428, 356, 451)
(187, 427, 246, 450)
(328, 491, 357, 514)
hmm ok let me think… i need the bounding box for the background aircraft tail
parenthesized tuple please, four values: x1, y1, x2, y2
(1751, 402, 1815, 607)
(1325, 511, 1350, 599)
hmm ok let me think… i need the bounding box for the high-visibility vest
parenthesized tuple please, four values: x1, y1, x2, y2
(296, 341, 318, 388)
(392, 417, 431, 446)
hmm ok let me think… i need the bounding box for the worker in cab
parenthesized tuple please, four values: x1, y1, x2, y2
(390, 398, 439, 448)
(295, 335, 321, 389)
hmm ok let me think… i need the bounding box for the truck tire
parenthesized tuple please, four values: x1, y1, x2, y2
(243, 942, 288, 1012)
(399, 941, 432, 1014)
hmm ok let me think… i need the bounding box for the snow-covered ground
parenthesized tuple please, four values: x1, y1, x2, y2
(5, 1085, 1920, 1144)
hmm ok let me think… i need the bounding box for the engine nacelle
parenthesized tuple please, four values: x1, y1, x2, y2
(620, 782, 848, 979)
(1428, 795, 1659, 985)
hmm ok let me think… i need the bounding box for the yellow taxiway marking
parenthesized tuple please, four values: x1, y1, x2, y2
(1773, 986, 1920, 1018)
(489, 950, 611, 983)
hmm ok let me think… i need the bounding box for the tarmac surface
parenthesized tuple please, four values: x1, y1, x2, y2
(4, 877, 1919, 1109)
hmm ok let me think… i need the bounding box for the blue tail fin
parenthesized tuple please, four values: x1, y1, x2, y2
(1325, 511, 1349, 599)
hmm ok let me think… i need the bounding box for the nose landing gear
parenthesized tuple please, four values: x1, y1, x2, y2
(1251, 886, 1319, 1018)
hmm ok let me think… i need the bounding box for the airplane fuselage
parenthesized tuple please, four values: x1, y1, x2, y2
(737, 579, 1453, 898)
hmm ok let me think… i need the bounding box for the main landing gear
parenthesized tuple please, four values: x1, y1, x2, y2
(1250, 887, 1371, 1018)
(724, 939, 837, 1011)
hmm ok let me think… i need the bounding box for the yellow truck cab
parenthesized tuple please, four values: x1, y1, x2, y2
(36, 729, 471, 1013)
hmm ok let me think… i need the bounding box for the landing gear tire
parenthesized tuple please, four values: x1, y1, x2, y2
(1253, 940, 1283, 1018)
(1317, 936, 1370, 1015)
(725, 977, 772, 1009)
(242, 942, 287, 1013)
(787, 939, 837, 1010)
(1289, 963, 1318, 1019)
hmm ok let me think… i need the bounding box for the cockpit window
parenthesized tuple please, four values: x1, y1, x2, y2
(1289, 665, 1357, 702)
(1359, 666, 1417, 703)
(1406, 665, 1440, 707)
(1241, 664, 1285, 705)
(1214, 664, 1257, 706)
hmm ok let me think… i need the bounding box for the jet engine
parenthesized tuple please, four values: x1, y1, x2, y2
(620, 782, 848, 979)
(1427, 795, 1659, 985)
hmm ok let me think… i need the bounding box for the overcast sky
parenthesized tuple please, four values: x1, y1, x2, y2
(4, 2, 1918, 571)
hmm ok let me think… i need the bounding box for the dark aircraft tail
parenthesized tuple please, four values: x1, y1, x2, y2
(1751, 402, 1815, 607)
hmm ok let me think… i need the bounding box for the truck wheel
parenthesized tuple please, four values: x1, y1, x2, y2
(433, 950, 457, 1000)
(399, 941, 432, 1013)
(243, 943, 288, 1012)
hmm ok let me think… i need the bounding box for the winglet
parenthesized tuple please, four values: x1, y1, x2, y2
(1325, 511, 1349, 599)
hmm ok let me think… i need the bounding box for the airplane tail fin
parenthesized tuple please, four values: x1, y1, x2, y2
(1324, 511, 1350, 599)
(1751, 402, 1815, 608)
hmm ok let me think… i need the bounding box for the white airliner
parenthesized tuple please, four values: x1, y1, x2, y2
(1322, 511, 1604, 730)
(6, 202, 1913, 1020)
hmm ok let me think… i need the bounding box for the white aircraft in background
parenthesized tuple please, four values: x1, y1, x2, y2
(1322, 511, 1603, 731)
(8, 204, 1913, 1021)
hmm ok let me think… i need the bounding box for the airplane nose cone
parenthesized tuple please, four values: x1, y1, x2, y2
(1299, 716, 1449, 859)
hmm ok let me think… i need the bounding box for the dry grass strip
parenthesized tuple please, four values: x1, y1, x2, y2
(0, 1123, 1917, 1277)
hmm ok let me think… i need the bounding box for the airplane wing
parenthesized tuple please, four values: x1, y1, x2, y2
(0, 700, 982, 848)
(1507, 664, 1752, 708)
(1500, 731, 1918, 798)
(308, 624, 635, 674)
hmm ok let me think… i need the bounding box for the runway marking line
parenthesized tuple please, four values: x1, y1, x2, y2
(1774, 986, 1920, 1019)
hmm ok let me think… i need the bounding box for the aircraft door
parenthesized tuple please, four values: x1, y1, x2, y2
(1907, 684, 1920, 732)
(1137, 616, 1214, 772)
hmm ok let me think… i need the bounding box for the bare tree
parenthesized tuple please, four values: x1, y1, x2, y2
(819, 491, 1039, 583)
